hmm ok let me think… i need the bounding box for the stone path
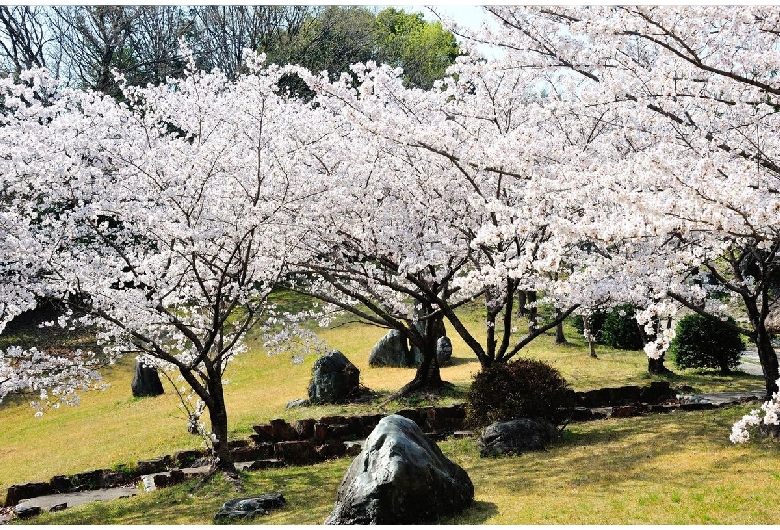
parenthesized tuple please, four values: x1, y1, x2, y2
(0, 461, 272, 523)
(739, 347, 765, 377)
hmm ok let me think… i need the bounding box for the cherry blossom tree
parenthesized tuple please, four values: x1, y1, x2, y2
(0, 53, 315, 470)
(450, 6, 780, 398)
(294, 57, 639, 385)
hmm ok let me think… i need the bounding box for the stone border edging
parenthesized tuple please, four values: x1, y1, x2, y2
(4, 381, 762, 509)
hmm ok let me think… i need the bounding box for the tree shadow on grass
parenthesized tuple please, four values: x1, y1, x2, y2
(438, 500, 499, 524)
(463, 405, 767, 502)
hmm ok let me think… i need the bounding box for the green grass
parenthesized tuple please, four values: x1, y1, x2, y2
(0, 301, 771, 523)
(23, 406, 780, 525)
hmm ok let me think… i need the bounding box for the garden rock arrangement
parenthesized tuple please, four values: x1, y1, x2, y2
(4, 381, 761, 517)
(368, 329, 414, 367)
(130, 359, 164, 398)
(479, 418, 559, 457)
(369, 329, 454, 368)
(214, 493, 286, 521)
(325, 414, 474, 524)
(308, 350, 361, 404)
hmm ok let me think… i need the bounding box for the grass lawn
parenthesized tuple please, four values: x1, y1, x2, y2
(23, 406, 780, 525)
(0, 305, 772, 523)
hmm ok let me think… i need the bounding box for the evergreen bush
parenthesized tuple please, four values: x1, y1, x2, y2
(600, 304, 645, 350)
(670, 313, 744, 373)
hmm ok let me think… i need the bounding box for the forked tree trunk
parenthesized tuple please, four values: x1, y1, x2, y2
(397, 315, 444, 396)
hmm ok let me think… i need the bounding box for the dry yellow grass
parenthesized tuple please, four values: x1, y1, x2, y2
(0, 313, 765, 502)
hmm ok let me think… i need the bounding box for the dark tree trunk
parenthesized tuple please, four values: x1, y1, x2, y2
(648, 354, 672, 375)
(206, 381, 236, 472)
(743, 291, 779, 399)
(517, 290, 527, 317)
(398, 314, 444, 396)
(755, 327, 779, 399)
(527, 290, 538, 333)
(555, 308, 567, 344)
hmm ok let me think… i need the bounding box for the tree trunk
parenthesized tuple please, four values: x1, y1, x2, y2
(206, 383, 236, 472)
(648, 355, 672, 375)
(397, 315, 444, 396)
(743, 293, 779, 399)
(517, 290, 527, 317)
(527, 290, 538, 333)
(555, 308, 567, 344)
(755, 327, 779, 399)
(584, 313, 597, 358)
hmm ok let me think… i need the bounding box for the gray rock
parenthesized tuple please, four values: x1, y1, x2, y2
(131, 359, 164, 397)
(308, 350, 360, 404)
(325, 414, 473, 525)
(14, 505, 42, 519)
(479, 418, 559, 457)
(369, 329, 414, 367)
(285, 398, 310, 409)
(437, 336, 453, 366)
(214, 493, 286, 521)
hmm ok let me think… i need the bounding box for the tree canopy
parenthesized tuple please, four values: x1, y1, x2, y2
(2, 6, 780, 465)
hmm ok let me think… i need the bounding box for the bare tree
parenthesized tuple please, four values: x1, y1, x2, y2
(0, 6, 51, 75)
(192, 6, 314, 79)
(49, 6, 142, 95)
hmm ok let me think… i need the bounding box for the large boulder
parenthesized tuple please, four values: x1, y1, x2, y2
(479, 418, 559, 457)
(308, 350, 360, 404)
(368, 329, 414, 367)
(325, 414, 473, 525)
(131, 359, 164, 397)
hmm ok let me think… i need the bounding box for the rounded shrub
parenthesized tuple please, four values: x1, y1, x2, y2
(600, 304, 645, 350)
(464, 358, 572, 428)
(669, 313, 745, 373)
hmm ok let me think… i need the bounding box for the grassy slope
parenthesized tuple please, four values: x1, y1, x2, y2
(0, 306, 768, 519)
(26, 406, 780, 525)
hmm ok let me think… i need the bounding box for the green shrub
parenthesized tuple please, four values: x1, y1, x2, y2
(570, 310, 606, 341)
(464, 358, 573, 428)
(670, 313, 744, 373)
(600, 304, 645, 350)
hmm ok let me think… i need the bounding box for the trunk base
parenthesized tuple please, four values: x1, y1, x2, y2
(190, 466, 242, 493)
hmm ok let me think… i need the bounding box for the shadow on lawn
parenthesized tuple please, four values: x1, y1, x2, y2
(462, 405, 767, 500)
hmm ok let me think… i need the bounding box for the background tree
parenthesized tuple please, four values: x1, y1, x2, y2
(0, 6, 50, 75)
(374, 8, 459, 90)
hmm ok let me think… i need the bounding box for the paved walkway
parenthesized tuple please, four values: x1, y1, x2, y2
(738, 347, 766, 377)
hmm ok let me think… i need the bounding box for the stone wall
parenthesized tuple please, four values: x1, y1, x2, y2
(3, 381, 681, 507)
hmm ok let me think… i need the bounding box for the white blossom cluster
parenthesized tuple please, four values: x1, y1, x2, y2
(1, 8, 780, 448)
